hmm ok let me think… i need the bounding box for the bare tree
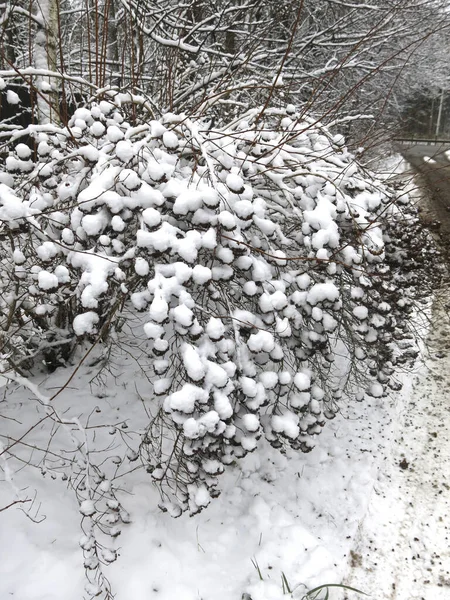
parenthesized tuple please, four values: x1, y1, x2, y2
(2, 0, 450, 131)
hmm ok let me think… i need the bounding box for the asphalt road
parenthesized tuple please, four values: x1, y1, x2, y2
(397, 142, 450, 240)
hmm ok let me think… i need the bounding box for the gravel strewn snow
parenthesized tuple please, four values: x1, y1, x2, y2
(342, 289, 450, 600)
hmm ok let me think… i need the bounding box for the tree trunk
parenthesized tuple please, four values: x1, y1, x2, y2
(108, 0, 121, 88)
(33, 0, 60, 124)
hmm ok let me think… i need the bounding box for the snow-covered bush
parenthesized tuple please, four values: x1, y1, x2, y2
(0, 92, 432, 515)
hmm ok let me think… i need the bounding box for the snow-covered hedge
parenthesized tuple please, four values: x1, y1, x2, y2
(0, 94, 424, 514)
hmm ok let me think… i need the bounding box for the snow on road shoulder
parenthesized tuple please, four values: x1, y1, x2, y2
(371, 153, 409, 181)
(341, 288, 450, 600)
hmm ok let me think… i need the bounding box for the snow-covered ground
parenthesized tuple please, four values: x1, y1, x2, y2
(1, 156, 448, 600)
(0, 338, 411, 600)
(1, 306, 445, 600)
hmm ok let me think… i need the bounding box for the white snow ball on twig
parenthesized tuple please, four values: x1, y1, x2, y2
(73, 119, 87, 131)
(198, 411, 220, 434)
(226, 173, 245, 194)
(202, 189, 220, 208)
(167, 383, 208, 413)
(5, 156, 20, 172)
(240, 377, 257, 397)
(99, 235, 110, 246)
(201, 227, 217, 249)
(81, 212, 108, 236)
(275, 317, 291, 337)
(206, 317, 225, 341)
(214, 392, 233, 419)
(142, 207, 161, 229)
(218, 211, 237, 230)
(183, 418, 199, 439)
(259, 371, 278, 390)
(294, 371, 311, 391)
(174, 262, 193, 284)
(272, 412, 299, 439)
(99, 100, 114, 114)
(100, 549, 117, 564)
(181, 343, 206, 381)
(243, 281, 258, 296)
(247, 330, 275, 353)
(205, 361, 228, 388)
(119, 169, 141, 190)
(135, 257, 150, 276)
(216, 246, 234, 264)
(307, 282, 339, 305)
(353, 305, 368, 320)
(173, 304, 194, 327)
(259, 293, 273, 313)
(192, 264, 212, 285)
(6, 89, 20, 104)
(297, 273, 311, 290)
(37, 241, 58, 261)
(15, 144, 32, 159)
(312, 307, 323, 322)
(90, 105, 102, 119)
(79, 500, 96, 517)
(62, 228, 74, 245)
(116, 140, 135, 162)
(143, 322, 164, 339)
(194, 485, 211, 508)
(81, 145, 99, 163)
(203, 459, 224, 475)
(173, 190, 203, 215)
(291, 392, 310, 409)
(270, 290, 288, 310)
(90, 121, 105, 137)
(0, 184, 26, 223)
(163, 130, 179, 150)
(278, 371, 291, 385)
(149, 292, 169, 323)
(73, 311, 100, 336)
(111, 215, 126, 232)
(311, 384, 324, 400)
(241, 435, 257, 452)
(322, 313, 337, 331)
(146, 160, 166, 182)
(234, 200, 254, 219)
(54, 265, 70, 283)
(154, 378, 171, 395)
(242, 414, 259, 432)
(13, 249, 26, 265)
(37, 140, 51, 156)
(150, 120, 166, 138)
(38, 270, 59, 290)
(107, 125, 124, 142)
